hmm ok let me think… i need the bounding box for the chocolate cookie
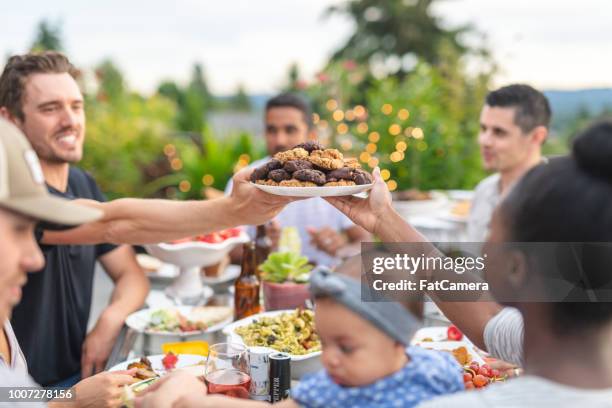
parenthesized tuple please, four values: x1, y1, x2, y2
(308, 149, 344, 170)
(295, 141, 324, 153)
(293, 169, 326, 185)
(249, 159, 282, 182)
(279, 179, 317, 187)
(274, 147, 309, 163)
(325, 180, 356, 187)
(268, 169, 291, 182)
(284, 160, 313, 173)
(352, 168, 373, 185)
(343, 158, 361, 169)
(255, 179, 279, 186)
(326, 167, 355, 182)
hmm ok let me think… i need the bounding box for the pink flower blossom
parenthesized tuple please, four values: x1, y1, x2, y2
(343, 60, 357, 71)
(316, 72, 330, 83)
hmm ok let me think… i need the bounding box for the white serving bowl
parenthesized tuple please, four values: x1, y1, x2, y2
(223, 310, 322, 380)
(145, 233, 250, 302)
(145, 233, 250, 269)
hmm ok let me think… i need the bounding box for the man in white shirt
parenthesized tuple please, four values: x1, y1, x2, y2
(226, 93, 370, 267)
(467, 84, 551, 242)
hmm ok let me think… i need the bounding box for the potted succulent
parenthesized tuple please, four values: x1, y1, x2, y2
(259, 252, 312, 311)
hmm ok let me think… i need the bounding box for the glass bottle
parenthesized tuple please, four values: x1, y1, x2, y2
(254, 225, 272, 276)
(234, 242, 262, 320)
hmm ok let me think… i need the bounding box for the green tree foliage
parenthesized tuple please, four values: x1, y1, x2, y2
(307, 45, 492, 190)
(95, 60, 126, 102)
(155, 63, 213, 133)
(155, 130, 266, 199)
(189, 63, 213, 111)
(283, 62, 309, 93)
(30, 19, 64, 52)
(228, 84, 252, 111)
(82, 61, 177, 199)
(176, 87, 206, 133)
(543, 106, 612, 156)
(327, 0, 470, 76)
(304, 0, 495, 191)
(361, 59, 488, 190)
(158, 81, 183, 105)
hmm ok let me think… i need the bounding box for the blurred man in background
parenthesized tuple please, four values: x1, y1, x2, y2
(467, 84, 551, 241)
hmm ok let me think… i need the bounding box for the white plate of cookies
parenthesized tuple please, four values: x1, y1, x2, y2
(253, 182, 373, 197)
(250, 142, 374, 197)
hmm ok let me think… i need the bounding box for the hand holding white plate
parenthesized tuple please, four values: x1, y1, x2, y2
(251, 182, 373, 197)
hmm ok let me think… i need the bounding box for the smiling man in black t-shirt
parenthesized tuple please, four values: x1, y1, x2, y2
(0, 52, 149, 386)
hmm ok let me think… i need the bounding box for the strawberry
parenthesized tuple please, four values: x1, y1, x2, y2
(447, 324, 463, 341)
(162, 352, 178, 370)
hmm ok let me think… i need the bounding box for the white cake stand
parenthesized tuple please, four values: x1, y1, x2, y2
(145, 233, 249, 305)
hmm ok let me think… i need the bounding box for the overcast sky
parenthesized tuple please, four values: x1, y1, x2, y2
(2, 0, 610, 95)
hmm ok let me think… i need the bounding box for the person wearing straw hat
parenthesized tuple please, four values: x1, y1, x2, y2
(0, 119, 142, 407)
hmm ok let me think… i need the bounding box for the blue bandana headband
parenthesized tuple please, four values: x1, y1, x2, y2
(308, 267, 421, 345)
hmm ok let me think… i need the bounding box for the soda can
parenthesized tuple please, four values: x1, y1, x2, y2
(269, 352, 291, 402)
(248, 347, 271, 401)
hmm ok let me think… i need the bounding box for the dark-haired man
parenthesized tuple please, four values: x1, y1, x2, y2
(226, 93, 370, 267)
(0, 52, 149, 387)
(468, 84, 551, 242)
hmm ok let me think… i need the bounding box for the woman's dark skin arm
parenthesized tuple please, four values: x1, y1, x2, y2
(325, 168, 503, 349)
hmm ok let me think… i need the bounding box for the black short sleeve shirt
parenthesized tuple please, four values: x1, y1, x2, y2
(10, 167, 117, 386)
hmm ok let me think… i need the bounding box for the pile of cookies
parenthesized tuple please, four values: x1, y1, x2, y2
(250, 141, 373, 187)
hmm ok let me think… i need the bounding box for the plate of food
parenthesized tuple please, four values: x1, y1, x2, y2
(223, 308, 322, 379)
(411, 325, 467, 343)
(109, 353, 205, 374)
(250, 141, 373, 197)
(109, 353, 206, 407)
(392, 190, 449, 216)
(437, 200, 472, 223)
(416, 341, 486, 366)
(412, 325, 485, 365)
(126, 306, 233, 337)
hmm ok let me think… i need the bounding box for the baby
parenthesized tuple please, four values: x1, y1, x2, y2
(137, 268, 463, 407)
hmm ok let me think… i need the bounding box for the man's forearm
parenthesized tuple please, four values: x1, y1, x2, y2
(43, 196, 245, 245)
(105, 267, 149, 320)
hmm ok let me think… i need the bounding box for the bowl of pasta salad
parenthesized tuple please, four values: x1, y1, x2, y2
(223, 308, 322, 379)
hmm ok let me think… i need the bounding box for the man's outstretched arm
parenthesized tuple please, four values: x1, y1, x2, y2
(43, 168, 297, 245)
